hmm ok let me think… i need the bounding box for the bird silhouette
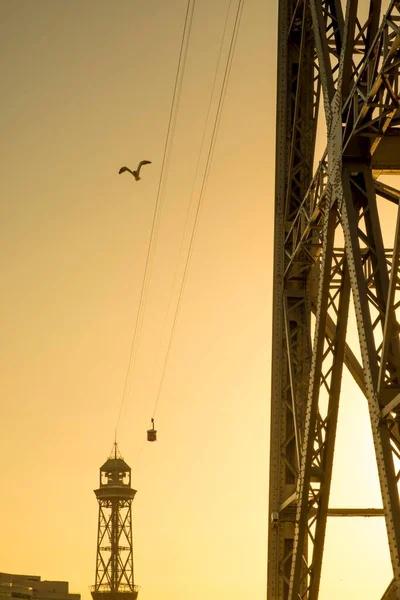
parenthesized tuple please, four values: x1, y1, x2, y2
(119, 160, 151, 181)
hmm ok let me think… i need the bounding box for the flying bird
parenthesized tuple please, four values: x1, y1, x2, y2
(119, 160, 152, 181)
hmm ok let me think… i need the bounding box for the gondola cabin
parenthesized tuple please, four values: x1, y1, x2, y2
(147, 418, 157, 442)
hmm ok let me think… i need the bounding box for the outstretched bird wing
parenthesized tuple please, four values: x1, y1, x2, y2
(119, 166, 129, 174)
(136, 160, 152, 174)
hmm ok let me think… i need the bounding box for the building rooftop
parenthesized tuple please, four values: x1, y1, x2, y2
(0, 573, 80, 600)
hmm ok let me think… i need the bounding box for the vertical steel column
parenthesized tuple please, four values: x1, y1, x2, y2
(268, 1, 318, 598)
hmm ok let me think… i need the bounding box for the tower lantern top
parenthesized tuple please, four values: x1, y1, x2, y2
(96, 443, 135, 495)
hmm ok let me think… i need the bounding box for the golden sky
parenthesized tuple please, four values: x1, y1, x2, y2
(0, 1, 393, 599)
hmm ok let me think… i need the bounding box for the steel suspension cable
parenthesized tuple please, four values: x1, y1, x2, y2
(147, 0, 234, 412)
(116, 0, 196, 434)
(151, 0, 245, 420)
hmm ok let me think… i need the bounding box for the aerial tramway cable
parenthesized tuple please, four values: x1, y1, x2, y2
(115, 0, 197, 435)
(144, 0, 235, 430)
(150, 0, 246, 423)
(116, 0, 245, 456)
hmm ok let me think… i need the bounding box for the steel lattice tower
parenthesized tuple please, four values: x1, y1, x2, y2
(91, 444, 139, 600)
(268, 1, 400, 599)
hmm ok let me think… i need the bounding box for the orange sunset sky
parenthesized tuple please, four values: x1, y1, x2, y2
(0, 1, 395, 599)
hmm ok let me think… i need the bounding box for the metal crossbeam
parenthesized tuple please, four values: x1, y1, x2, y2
(268, 1, 400, 598)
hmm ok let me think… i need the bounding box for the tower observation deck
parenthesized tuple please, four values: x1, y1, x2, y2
(91, 444, 139, 600)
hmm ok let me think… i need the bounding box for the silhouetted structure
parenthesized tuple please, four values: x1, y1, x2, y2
(0, 573, 80, 600)
(269, 2, 400, 599)
(90, 444, 139, 600)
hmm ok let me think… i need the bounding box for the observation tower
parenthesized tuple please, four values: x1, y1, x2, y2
(91, 444, 139, 600)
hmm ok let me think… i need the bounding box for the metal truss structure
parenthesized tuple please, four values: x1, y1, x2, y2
(268, 1, 400, 598)
(91, 445, 139, 600)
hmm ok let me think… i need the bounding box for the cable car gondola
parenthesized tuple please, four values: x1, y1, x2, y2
(147, 418, 157, 442)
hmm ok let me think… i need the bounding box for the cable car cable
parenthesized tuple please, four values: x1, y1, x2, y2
(151, 0, 245, 420)
(146, 0, 235, 423)
(115, 0, 197, 435)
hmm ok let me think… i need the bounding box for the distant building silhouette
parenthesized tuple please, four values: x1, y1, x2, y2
(90, 443, 139, 600)
(0, 573, 80, 600)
